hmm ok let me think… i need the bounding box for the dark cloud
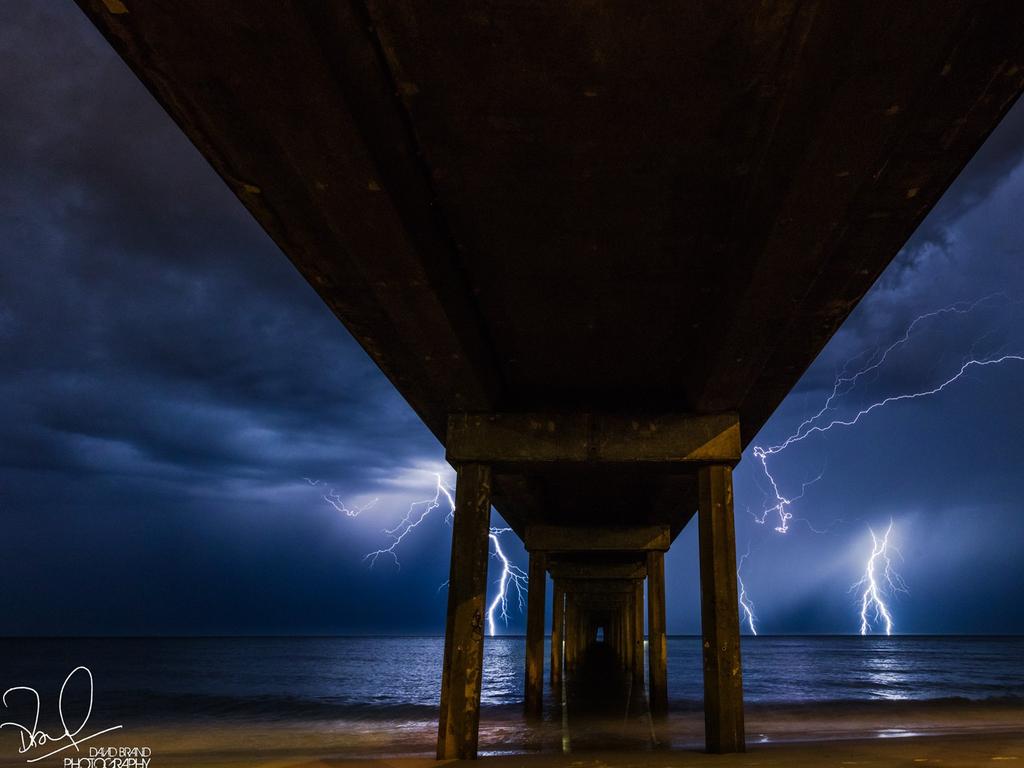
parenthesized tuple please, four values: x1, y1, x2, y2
(0, 3, 433, 489)
(0, 2, 451, 635)
(789, 100, 1024, 404)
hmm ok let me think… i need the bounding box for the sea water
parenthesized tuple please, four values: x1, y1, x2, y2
(0, 636, 1020, 754)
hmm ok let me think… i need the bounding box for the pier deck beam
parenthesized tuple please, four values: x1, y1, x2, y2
(646, 550, 668, 717)
(698, 464, 745, 753)
(525, 551, 547, 717)
(437, 463, 493, 760)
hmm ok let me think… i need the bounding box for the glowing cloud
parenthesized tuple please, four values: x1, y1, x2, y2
(313, 472, 528, 636)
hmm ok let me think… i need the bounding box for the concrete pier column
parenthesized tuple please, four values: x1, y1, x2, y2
(551, 580, 565, 687)
(632, 579, 645, 682)
(646, 550, 668, 717)
(524, 551, 547, 717)
(698, 464, 745, 753)
(437, 463, 493, 760)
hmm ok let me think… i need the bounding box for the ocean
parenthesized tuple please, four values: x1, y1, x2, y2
(0, 636, 1021, 755)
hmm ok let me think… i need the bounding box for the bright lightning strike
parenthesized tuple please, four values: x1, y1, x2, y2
(762, 353, 1024, 456)
(851, 520, 908, 636)
(313, 472, 527, 636)
(752, 297, 1022, 533)
(737, 543, 757, 636)
(750, 466, 824, 534)
(739, 295, 1017, 631)
(364, 473, 454, 568)
(305, 478, 379, 517)
(486, 527, 528, 637)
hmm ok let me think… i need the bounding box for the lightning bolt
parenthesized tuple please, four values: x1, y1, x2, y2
(851, 519, 908, 635)
(313, 472, 528, 636)
(762, 353, 1024, 454)
(753, 296, 1021, 533)
(305, 478, 379, 517)
(773, 295, 1002, 460)
(487, 527, 529, 637)
(740, 294, 1017, 631)
(364, 473, 455, 568)
(737, 543, 757, 636)
(750, 467, 824, 534)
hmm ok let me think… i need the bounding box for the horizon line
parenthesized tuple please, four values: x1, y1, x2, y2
(3, 632, 1023, 640)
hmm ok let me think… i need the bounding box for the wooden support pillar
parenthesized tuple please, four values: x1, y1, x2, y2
(632, 579, 645, 682)
(698, 464, 745, 754)
(551, 580, 564, 687)
(437, 464, 493, 760)
(646, 550, 668, 717)
(524, 551, 547, 717)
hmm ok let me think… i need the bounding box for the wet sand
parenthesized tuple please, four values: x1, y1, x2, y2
(7, 728, 1022, 768)
(2, 700, 1019, 768)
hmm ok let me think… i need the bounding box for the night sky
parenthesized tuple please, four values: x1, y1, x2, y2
(3, 3, 1024, 636)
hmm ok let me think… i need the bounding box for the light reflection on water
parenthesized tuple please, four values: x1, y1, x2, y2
(864, 652, 911, 700)
(480, 635, 1024, 709)
(0, 637, 1021, 759)
(475, 635, 1024, 727)
(0, 636, 1020, 721)
(481, 636, 522, 707)
(732, 636, 1024, 706)
(876, 728, 923, 738)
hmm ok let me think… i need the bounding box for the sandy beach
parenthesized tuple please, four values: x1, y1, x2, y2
(3, 700, 1019, 768)
(2, 637, 1019, 768)
(5, 729, 1021, 768)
